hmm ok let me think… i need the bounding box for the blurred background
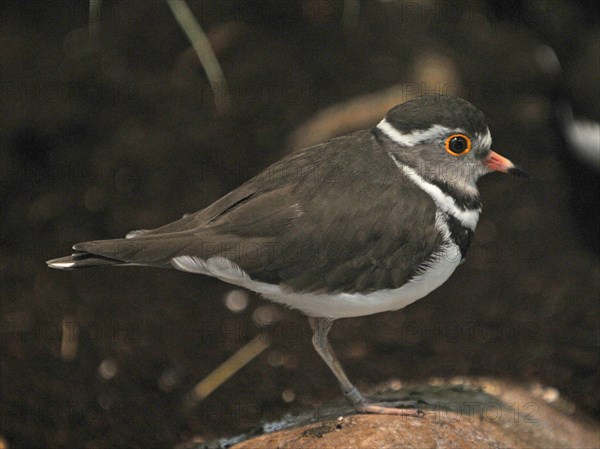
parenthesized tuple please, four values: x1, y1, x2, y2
(1, 1, 599, 448)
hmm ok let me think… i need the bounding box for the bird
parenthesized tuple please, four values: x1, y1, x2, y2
(48, 94, 528, 416)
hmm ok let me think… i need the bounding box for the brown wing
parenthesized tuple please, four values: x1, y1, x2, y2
(74, 131, 442, 293)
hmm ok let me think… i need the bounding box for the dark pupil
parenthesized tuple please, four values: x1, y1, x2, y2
(450, 137, 467, 152)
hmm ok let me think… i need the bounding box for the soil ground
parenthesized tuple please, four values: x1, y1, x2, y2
(1, 1, 599, 448)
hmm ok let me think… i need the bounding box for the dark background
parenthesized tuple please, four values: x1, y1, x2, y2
(1, 1, 599, 448)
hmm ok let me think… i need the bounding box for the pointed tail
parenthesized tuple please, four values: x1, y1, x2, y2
(47, 232, 197, 270)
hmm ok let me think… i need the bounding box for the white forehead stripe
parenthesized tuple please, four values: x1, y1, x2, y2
(477, 128, 493, 150)
(388, 155, 480, 231)
(377, 119, 457, 147)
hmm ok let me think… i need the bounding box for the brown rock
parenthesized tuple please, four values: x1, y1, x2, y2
(188, 378, 600, 449)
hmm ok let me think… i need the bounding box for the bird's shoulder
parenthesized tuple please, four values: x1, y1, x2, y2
(130, 130, 395, 236)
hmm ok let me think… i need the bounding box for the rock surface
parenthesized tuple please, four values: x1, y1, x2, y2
(186, 378, 600, 449)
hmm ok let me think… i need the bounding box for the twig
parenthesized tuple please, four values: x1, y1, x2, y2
(342, 0, 360, 30)
(286, 53, 461, 150)
(166, 0, 230, 114)
(286, 84, 418, 151)
(61, 316, 79, 361)
(183, 333, 271, 409)
(89, 0, 102, 40)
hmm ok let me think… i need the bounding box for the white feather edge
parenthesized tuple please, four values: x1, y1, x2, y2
(47, 261, 75, 269)
(126, 230, 150, 239)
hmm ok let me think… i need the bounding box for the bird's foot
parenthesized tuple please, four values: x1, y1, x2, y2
(354, 399, 424, 416)
(345, 388, 424, 416)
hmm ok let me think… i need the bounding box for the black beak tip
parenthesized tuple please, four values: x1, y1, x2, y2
(508, 166, 530, 178)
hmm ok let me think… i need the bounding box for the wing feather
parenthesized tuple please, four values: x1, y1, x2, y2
(72, 130, 442, 293)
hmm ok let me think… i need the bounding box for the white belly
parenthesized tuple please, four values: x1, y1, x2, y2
(171, 241, 462, 319)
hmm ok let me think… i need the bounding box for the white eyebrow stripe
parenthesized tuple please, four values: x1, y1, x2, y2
(477, 127, 492, 149)
(388, 154, 481, 231)
(377, 119, 459, 147)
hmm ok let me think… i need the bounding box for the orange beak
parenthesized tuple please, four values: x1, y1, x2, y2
(483, 151, 529, 177)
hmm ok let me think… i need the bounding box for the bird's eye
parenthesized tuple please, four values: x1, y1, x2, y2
(445, 134, 471, 156)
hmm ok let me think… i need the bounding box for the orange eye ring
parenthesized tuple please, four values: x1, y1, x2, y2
(445, 133, 472, 156)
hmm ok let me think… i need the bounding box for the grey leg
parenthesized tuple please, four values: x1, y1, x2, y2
(308, 317, 421, 416)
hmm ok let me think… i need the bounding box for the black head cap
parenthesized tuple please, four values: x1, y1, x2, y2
(385, 95, 488, 136)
